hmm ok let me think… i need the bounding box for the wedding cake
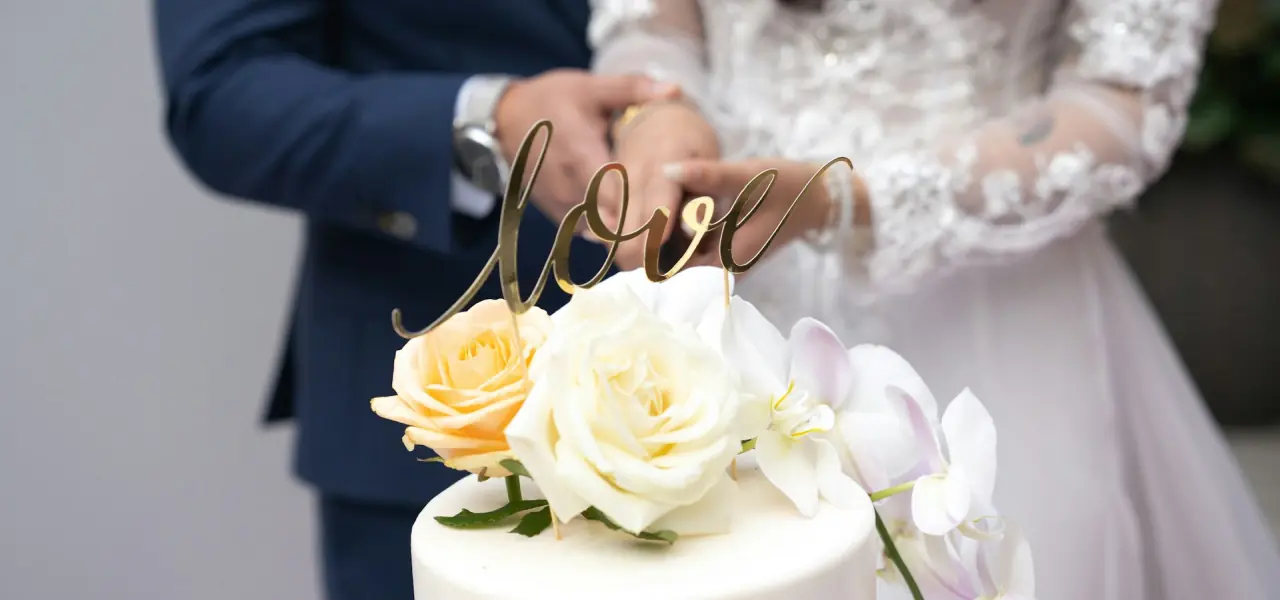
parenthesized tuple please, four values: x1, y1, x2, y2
(411, 461, 877, 600)
(372, 267, 1037, 600)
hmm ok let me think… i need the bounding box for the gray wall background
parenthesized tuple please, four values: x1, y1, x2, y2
(1, 1, 319, 598)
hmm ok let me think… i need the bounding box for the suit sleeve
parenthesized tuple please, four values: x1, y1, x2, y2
(154, 0, 475, 253)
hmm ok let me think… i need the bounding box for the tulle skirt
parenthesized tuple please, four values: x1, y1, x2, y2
(741, 222, 1280, 599)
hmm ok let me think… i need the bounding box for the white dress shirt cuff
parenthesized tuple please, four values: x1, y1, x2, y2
(450, 76, 499, 219)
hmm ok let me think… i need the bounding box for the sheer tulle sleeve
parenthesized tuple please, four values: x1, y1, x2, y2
(852, 0, 1219, 291)
(589, 0, 1219, 292)
(589, 0, 710, 108)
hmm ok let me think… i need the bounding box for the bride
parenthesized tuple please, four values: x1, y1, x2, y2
(590, 0, 1280, 598)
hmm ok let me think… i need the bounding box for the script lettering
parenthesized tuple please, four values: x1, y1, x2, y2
(392, 120, 850, 339)
(716, 157, 851, 272)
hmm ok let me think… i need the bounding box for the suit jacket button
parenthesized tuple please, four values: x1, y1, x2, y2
(378, 211, 418, 240)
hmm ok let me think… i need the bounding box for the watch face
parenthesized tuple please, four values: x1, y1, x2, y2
(455, 128, 505, 194)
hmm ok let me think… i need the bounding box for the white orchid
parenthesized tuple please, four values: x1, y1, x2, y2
(967, 524, 1036, 600)
(892, 385, 998, 538)
(837, 347, 1021, 600)
(838, 344, 942, 492)
(881, 521, 1036, 600)
(702, 299, 865, 517)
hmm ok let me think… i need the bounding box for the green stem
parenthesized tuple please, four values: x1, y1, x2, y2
(505, 475, 523, 503)
(875, 511, 924, 600)
(869, 480, 916, 502)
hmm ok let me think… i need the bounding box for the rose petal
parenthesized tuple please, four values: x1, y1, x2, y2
(599, 435, 731, 506)
(550, 381, 614, 473)
(429, 388, 525, 432)
(402, 426, 506, 452)
(756, 432, 820, 517)
(911, 470, 972, 536)
(651, 266, 734, 326)
(504, 381, 591, 523)
(370, 395, 435, 429)
(789, 318, 854, 409)
(582, 268, 658, 310)
(392, 338, 460, 417)
(556, 437, 670, 534)
(443, 450, 515, 477)
(940, 388, 997, 503)
(507, 267, 747, 535)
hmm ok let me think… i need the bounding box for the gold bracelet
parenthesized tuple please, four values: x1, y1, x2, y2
(612, 98, 700, 141)
(615, 104, 647, 130)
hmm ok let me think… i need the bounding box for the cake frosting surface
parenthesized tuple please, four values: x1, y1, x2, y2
(411, 462, 878, 600)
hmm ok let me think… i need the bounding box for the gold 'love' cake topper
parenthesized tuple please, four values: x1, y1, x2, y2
(391, 119, 851, 339)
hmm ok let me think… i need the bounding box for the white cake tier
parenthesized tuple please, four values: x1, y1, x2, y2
(411, 464, 879, 600)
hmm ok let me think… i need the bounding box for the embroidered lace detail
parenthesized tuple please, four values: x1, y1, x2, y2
(589, 0, 1216, 296)
(588, 0, 658, 48)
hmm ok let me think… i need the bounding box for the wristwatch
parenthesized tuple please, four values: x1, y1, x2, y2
(453, 75, 515, 197)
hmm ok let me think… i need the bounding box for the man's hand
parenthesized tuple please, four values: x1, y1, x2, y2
(607, 102, 720, 270)
(493, 70, 680, 225)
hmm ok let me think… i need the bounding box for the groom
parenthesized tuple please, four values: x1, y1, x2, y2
(153, 1, 679, 598)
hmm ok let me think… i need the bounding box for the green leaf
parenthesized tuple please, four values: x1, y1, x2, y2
(509, 507, 554, 537)
(740, 438, 757, 453)
(417, 456, 447, 464)
(499, 459, 531, 478)
(581, 507, 679, 544)
(433, 499, 548, 529)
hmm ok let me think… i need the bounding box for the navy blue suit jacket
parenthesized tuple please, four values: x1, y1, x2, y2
(154, 0, 607, 505)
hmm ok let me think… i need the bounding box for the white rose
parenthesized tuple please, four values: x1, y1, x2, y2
(505, 268, 741, 536)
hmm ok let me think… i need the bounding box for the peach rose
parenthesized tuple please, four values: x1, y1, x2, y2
(371, 299, 552, 477)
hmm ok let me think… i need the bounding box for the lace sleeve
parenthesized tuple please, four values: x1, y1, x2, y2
(588, 0, 710, 107)
(854, 0, 1219, 292)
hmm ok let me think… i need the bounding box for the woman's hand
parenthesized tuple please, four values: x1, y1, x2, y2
(664, 158, 846, 269)
(602, 101, 720, 269)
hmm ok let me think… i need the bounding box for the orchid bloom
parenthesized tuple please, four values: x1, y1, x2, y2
(969, 524, 1036, 600)
(704, 299, 865, 517)
(875, 521, 1034, 598)
(896, 386, 999, 537)
(884, 522, 1037, 600)
(838, 344, 943, 492)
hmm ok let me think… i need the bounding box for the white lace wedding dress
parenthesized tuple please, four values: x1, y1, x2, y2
(589, 1, 1280, 598)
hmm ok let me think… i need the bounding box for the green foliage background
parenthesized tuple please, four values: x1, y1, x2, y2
(1182, 0, 1280, 183)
